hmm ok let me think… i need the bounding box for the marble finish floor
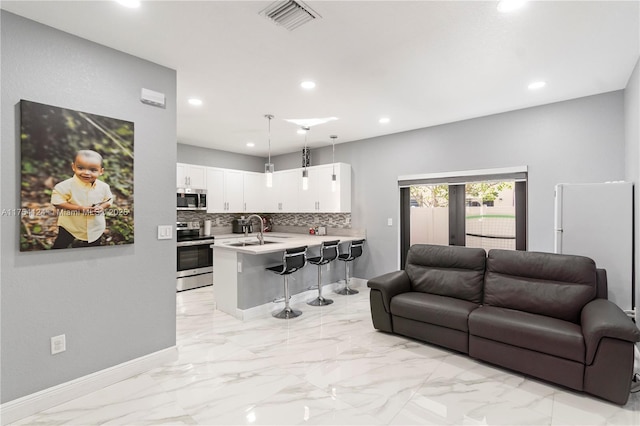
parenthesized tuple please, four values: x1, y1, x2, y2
(14, 282, 640, 425)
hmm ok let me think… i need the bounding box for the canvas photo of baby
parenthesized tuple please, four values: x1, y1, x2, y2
(19, 100, 134, 251)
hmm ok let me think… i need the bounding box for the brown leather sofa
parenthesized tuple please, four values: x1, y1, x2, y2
(368, 244, 640, 405)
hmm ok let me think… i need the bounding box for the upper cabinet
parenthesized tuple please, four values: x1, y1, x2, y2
(298, 164, 351, 213)
(206, 167, 244, 213)
(243, 172, 266, 213)
(176, 163, 206, 189)
(267, 169, 300, 213)
(180, 162, 351, 214)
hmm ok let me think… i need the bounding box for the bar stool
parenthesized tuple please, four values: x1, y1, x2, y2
(266, 246, 307, 319)
(307, 239, 340, 306)
(336, 239, 365, 295)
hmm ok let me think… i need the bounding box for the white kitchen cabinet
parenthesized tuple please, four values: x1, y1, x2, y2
(204, 163, 350, 214)
(177, 163, 206, 189)
(298, 163, 351, 213)
(299, 167, 323, 212)
(266, 169, 300, 212)
(206, 168, 225, 212)
(206, 167, 244, 213)
(243, 172, 265, 213)
(224, 170, 244, 212)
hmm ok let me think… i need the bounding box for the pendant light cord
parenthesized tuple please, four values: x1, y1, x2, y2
(266, 114, 273, 164)
(331, 135, 337, 174)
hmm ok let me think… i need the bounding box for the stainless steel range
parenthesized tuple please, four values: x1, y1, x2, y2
(176, 221, 214, 291)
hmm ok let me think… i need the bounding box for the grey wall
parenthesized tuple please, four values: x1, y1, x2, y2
(274, 92, 626, 279)
(177, 143, 265, 172)
(1, 12, 177, 403)
(624, 57, 640, 311)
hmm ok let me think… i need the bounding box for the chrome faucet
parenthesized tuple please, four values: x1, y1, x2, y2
(246, 214, 265, 244)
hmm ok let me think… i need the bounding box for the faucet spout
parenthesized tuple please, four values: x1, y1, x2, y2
(246, 214, 265, 245)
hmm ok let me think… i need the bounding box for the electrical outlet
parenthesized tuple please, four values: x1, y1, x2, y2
(51, 334, 66, 355)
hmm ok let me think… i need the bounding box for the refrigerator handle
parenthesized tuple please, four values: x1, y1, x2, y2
(554, 185, 563, 253)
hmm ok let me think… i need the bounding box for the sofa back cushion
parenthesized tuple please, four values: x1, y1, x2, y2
(484, 249, 597, 324)
(405, 244, 486, 303)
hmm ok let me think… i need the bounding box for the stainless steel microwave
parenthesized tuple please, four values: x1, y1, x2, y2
(177, 188, 207, 211)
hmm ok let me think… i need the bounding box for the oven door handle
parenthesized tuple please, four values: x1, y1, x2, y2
(177, 240, 215, 247)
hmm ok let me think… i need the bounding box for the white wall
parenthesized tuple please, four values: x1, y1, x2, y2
(624, 57, 640, 311)
(274, 92, 626, 279)
(1, 12, 177, 402)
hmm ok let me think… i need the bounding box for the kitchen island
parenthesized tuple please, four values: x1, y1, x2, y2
(212, 232, 365, 320)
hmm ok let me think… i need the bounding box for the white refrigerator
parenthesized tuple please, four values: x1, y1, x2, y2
(554, 182, 634, 313)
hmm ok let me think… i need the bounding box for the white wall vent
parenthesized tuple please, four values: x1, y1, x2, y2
(259, 1, 321, 31)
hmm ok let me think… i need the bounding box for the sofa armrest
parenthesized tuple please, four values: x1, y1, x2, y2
(367, 271, 411, 312)
(581, 298, 640, 364)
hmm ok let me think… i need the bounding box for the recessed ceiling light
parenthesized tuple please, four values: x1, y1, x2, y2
(246, 142, 255, 148)
(528, 81, 546, 90)
(115, 0, 141, 8)
(285, 117, 338, 127)
(188, 98, 203, 106)
(379, 117, 390, 124)
(497, 0, 527, 13)
(300, 81, 316, 90)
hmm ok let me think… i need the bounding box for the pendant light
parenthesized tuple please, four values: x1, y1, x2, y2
(301, 126, 310, 191)
(330, 135, 338, 192)
(264, 114, 274, 187)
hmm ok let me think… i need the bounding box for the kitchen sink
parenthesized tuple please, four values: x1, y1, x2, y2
(227, 241, 278, 247)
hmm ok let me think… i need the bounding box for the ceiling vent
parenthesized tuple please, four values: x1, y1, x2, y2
(260, 1, 321, 31)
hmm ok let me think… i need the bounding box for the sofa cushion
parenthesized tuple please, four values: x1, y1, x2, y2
(390, 292, 479, 332)
(469, 305, 585, 363)
(484, 250, 597, 324)
(405, 244, 486, 303)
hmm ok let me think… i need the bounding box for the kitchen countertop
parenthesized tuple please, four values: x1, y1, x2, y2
(212, 232, 365, 255)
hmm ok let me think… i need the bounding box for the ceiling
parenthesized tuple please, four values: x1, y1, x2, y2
(2, 1, 639, 157)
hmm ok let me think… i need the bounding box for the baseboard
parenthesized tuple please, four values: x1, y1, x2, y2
(0, 346, 178, 425)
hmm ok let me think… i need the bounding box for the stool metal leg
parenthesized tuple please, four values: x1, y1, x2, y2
(336, 261, 359, 295)
(308, 264, 334, 306)
(274, 275, 302, 319)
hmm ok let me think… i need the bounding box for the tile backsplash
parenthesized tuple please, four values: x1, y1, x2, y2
(177, 211, 351, 229)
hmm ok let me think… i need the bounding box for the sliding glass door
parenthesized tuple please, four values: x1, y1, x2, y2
(464, 181, 516, 250)
(400, 172, 527, 267)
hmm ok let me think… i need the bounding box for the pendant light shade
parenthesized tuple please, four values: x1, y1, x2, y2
(301, 126, 310, 191)
(330, 135, 338, 192)
(264, 114, 274, 187)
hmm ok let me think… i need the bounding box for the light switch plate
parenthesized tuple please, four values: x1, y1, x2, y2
(387, 218, 393, 226)
(51, 334, 66, 355)
(157, 225, 173, 240)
